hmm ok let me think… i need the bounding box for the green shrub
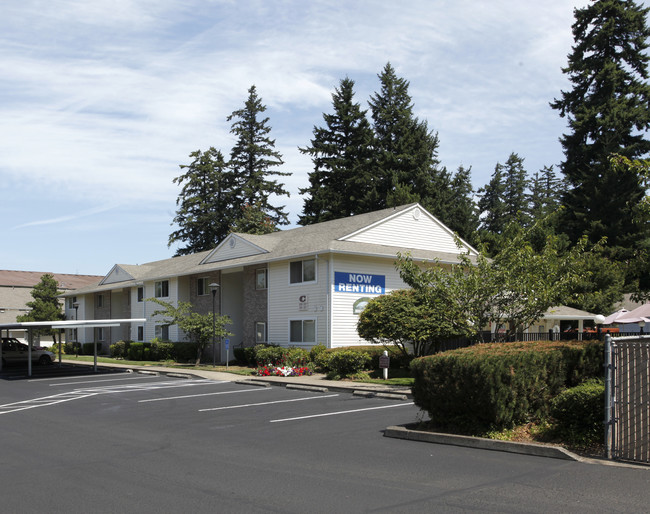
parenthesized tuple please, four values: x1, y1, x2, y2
(172, 342, 198, 363)
(255, 346, 310, 368)
(309, 343, 327, 363)
(82, 342, 99, 355)
(64, 342, 81, 355)
(154, 342, 175, 361)
(320, 350, 371, 379)
(127, 342, 145, 361)
(234, 346, 258, 366)
(410, 340, 603, 432)
(550, 379, 605, 445)
(110, 341, 129, 359)
(313, 346, 410, 373)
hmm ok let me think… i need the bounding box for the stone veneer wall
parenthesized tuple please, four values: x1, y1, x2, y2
(189, 271, 222, 315)
(242, 265, 268, 347)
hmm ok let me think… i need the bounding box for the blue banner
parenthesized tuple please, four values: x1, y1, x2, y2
(334, 272, 385, 295)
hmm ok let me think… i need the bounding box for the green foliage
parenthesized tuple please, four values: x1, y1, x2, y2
(150, 298, 232, 365)
(230, 202, 279, 235)
(168, 147, 236, 255)
(228, 84, 291, 228)
(550, 379, 605, 446)
(309, 343, 327, 363)
(110, 341, 129, 359)
(317, 350, 372, 379)
(410, 340, 603, 431)
(552, 0, 650, 262)
(233, 346, 257, 366)
(254, 346, 310, 368)
(17, 274, 65, 344)
(299, 77, 375, 224)
(127, 342, 145, 360)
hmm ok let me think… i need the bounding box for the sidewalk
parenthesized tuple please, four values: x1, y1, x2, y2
(59, 359, 413, 398)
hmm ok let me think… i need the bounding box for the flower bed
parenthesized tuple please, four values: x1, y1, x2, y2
(256, 365, 312, 377)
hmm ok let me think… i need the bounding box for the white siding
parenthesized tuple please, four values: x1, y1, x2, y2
(343, 206, 471, 255)
(101, 265, 134, 285)
(203, 236, 265, 263)
(267, 257, 329, 347)
(330, 255, 408, 348)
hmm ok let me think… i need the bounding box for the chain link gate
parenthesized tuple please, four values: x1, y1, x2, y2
(605, 335, 650, 463)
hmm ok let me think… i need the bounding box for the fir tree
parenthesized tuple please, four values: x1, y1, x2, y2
(529, 165, 564, 224)
(443, 165, 479, 244)
(551, 0, 650, 256)
(168, 148, 235, 255)
(367, 63, 451, 216)
(501, 153, 529, 227)
(299, 78, 374, 224)
(228, 85, 291, 227)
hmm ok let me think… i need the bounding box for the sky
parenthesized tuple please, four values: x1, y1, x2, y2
(1, 0, 608, 276)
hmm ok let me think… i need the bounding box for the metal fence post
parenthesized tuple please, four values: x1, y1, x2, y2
(604, 334, 613, 459)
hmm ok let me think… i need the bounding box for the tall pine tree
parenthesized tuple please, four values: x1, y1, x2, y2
(368, 63, 452, 216)
(551, 0, 650, 260)
(228, 85, 291, 227)
(299, 78, 374, 224)
(168, 148, 235, 255)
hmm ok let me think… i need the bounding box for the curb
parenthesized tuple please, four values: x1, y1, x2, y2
(286, 384, 329, 393)
(384, 425, 580, 461)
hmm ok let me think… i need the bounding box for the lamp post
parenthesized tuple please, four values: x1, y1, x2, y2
(209, 282, 220, 367)
(640, 320, 645, 336)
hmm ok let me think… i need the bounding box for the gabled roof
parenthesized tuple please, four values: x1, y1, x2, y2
(64, 204, 479, 296)
(0, 270, 102, 290)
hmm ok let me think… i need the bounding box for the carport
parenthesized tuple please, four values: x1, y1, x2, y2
(0, 319, 145, 376)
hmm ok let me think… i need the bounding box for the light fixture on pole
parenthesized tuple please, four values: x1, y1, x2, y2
(73, 302, 79, 320)
(209, 282, 220, 367)
(594, 314, 605, 341)
(640, 319, 646, 336)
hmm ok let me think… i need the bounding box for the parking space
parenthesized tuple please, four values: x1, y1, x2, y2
(3, 372, 650, 513)
(0, 371, 416, 429)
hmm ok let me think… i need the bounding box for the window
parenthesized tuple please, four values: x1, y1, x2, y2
(155, 325, 169, 340)
(67, 297, 77, 309)
(137, 326, 144, 341)
(289, 259, 316, 284)
(198, 277, 209, 296)
(155, 280, 169, 298)
(97, 327, 105, 341)
(137, 287, 144, 302)
(289, 319, 316, 343)
(256, 269, 267, 290)
(96, 294, 104, 308)
(255, 322, 266, 343)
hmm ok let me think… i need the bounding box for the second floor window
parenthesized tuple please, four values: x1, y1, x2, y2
(198, 277, 209, 296)
(96, 294, 104, 308)
(155, 280, 169, 298)
(289, 259, 316, 284)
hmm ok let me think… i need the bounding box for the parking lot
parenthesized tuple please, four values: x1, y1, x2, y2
(2, 366, 650, 513)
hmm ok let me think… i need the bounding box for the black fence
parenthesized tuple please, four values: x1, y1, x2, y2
(436, 330, 638, 353)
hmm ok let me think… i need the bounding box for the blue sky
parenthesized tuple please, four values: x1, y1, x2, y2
(2, 0, 602, 276)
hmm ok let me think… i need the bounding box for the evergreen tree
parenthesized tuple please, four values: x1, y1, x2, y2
(501, 153, 529, 227)
(368, 63, 452, 215)
(16, 274, 65, 346)
(231, 201, 279, 235)
(529, 165, 564, 224)
(228, 85, 291, 227)
(168, 148, 235, 256)
(441, 165, 479, 244)
(299, 78, 374, 224)
(477, 162, 507, 252)
(551, 0, 650, 256)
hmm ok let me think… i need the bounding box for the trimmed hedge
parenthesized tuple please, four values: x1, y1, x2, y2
(550, 378, 605, 445)
(314, 345, 410, 374)
(410, 340, 604, 432)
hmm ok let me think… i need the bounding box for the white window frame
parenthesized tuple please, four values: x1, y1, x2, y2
(255, 322, 267, 343)
(137, 287, 144, 302)
(289, 318, 316, 344)
(197, 277, 209, 296)
(256, 269, 268, 290)
(155, 325, 169, 340)
(155, 280, 169, 298)
(289, 259, 316, 285)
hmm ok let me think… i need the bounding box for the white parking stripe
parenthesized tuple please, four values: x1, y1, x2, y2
(49, 375, 160, 386)
(199, 394, 340, 412)
(29, 373, 133, 382)
(139, 387, 265, 403)
(270, 402, 415, 422)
